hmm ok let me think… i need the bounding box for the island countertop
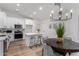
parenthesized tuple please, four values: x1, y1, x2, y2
(26, 33, 43, 36)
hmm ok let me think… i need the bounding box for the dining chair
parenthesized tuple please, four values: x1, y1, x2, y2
(34, 35, 41, 45)
(29, 36, 36, 48)
(42, 43, 62, 56)
(25, 35, 35, 48)
(41, 38, 61, 56)
(33, 35, 43, 47)
(4, 36, 11, 51)
(42, 43, 54, 56)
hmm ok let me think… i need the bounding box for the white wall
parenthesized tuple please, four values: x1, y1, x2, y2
(64, 14, 79, 42)
(62, 4, 79, 42)
(40, 19, 56, 38)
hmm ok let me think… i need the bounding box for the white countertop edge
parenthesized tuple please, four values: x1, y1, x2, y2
(26, 33, 43, 36)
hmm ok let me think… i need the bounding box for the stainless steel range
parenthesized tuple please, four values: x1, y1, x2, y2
(14, 24, 23, 41)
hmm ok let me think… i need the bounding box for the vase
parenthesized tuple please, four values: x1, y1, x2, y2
(56, 37, 63, 43)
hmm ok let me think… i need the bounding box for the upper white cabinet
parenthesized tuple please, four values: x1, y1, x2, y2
(0, 10, 25, 29)
(6, 17, 25, 28)
(25, 19, 36, 33)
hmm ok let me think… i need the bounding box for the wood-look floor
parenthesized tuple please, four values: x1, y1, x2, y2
(5, 40, 43, 56)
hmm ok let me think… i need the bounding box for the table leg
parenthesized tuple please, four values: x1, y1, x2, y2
(63, 53, 67, 56)
(69, 52, 71, 56)
(42, 48, 44, 56)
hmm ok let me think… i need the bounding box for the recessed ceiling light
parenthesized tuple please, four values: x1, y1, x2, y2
(33, 12, 37, 15)
(70, 9, 73, 13)
(16, 9, 19, 11)
(16, 3, 20, 7)
(39, 6, 43, 10)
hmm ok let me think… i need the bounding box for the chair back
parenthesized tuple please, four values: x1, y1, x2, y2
(43, 44, 54, 56)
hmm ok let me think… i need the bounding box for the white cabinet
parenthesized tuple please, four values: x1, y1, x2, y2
(6, 17, 25, 28)
(25, 25, 33, 33)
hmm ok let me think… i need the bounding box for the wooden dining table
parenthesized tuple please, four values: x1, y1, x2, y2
(45, 38, 79, 56)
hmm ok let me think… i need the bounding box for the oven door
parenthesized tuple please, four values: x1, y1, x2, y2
(14, 33, 23, 39)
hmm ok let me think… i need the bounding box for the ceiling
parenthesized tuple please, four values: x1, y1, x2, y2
(0, 3, 78, 20)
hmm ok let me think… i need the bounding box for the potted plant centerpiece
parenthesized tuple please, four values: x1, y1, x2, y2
(55, 23, 65, 43)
